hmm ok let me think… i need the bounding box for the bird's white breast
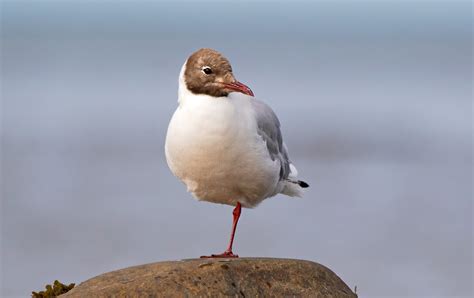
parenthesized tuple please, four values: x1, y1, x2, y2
(165, 89, 281, 208)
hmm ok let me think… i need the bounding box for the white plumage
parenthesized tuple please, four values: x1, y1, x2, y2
(165, 64, 305, 208)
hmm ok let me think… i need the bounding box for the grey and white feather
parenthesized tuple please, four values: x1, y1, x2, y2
(251, 99, 291, 181)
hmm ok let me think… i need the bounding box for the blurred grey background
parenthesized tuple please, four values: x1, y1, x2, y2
(1, 0, 472, 297)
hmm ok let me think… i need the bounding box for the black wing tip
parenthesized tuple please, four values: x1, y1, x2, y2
(298, 180, 309, 188)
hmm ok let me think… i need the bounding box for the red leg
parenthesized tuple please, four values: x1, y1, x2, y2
(201, 202, 242, 258)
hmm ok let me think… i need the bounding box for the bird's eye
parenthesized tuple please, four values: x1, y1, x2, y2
(202, 66, 213, 75)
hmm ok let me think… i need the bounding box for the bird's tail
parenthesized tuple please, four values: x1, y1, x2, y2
(281, 164, 309, 198)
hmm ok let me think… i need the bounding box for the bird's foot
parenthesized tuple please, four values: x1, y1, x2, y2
(200, 250, 239, 258)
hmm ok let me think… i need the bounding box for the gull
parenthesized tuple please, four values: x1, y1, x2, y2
(165, 48, 308, 258)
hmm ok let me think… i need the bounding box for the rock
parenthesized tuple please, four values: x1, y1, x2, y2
(62, 258, 356, 297)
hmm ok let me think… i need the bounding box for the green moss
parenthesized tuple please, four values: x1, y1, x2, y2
(32, 280, 75, 298)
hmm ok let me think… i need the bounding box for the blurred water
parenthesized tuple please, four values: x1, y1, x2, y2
(1, 1, 472, 297)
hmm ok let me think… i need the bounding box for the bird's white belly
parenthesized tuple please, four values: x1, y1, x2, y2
(165, 96, 280, 207)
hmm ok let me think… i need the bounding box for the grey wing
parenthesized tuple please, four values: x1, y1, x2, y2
(251, 99, 291, 180)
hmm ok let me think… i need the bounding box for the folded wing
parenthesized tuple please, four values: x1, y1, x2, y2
(251, 99, 291, 181)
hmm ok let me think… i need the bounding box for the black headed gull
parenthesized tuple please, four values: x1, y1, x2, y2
(165, 48, 309, 258)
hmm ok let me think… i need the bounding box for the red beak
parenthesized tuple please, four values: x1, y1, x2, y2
(222, 81, 254, 96)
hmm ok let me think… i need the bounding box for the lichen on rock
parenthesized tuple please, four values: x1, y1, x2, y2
(32, 280, 75, 298)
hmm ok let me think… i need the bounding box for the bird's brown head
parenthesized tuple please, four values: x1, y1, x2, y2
(183, 48, 254, 98)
